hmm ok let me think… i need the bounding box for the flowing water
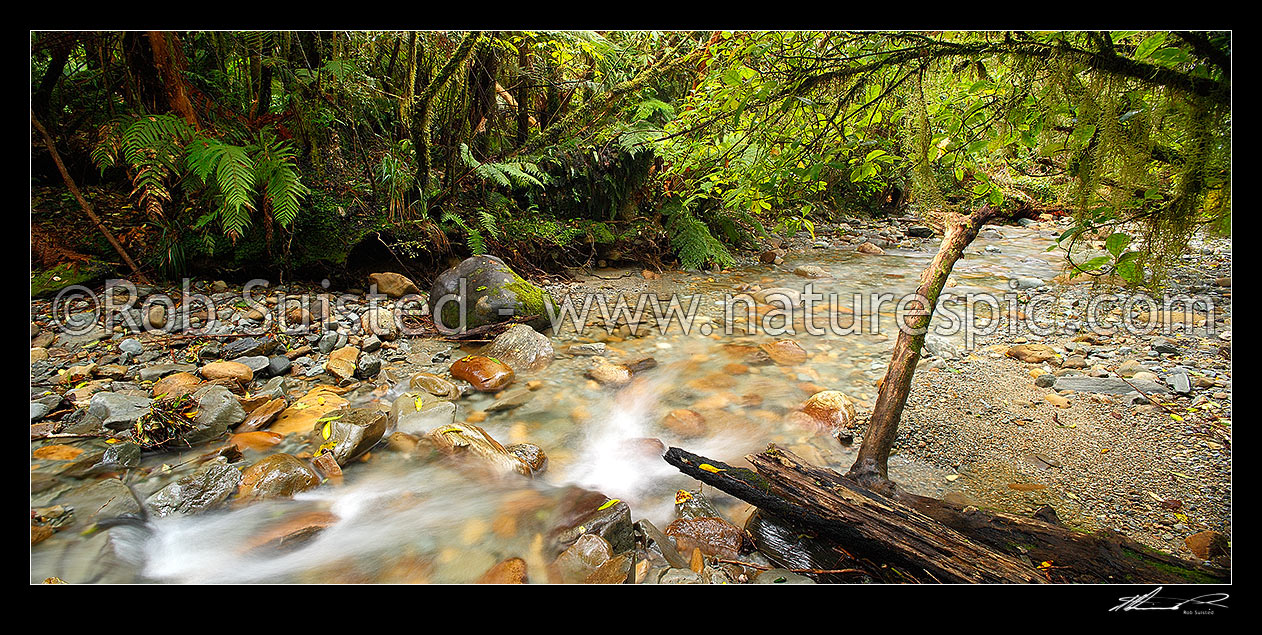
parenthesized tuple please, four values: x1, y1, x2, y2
(31, 225, 1071, 583)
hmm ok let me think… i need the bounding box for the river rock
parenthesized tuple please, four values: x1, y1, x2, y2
(86, 392, 152, 431)
(324, 346, 361, 382)
(237, 355, 272, 377)
(63, 478, 141, 524)
(751, 287, 803, 307)
(368, 272, 422, 298)
(427, 422, 531, 476)
(1167, 371, 1192, 395)
(802, 390, 857, 428)
(1007, 344, 1058, 363)
(318, 408, 387, 465)
(394, 397, 457, 436)
(586, 358, 631, 387)
(661, 409, 707, 438)
(145, 458, 242, 518)
(450, 355, 515, 392)
(477, 557, 528, 584)
(753, 569, 817, 584)
(408, 373, 462, 400)
(187, 385, 246, 443)
(665, 516, 744, 558)
(479, 324, 555, 372)
(506, 443, 548, 474)
(118, 338, 143, 355)
(551, 534, 627, 584)
(1184, 530, 1229, 561)
(140, 363, 197, 382)
(428, 255, 557, 331)
(856, 241, 885, 255)
(238, 398, 286, 432)
(222, 337, 276, 359)
(1117, 359, 1146, 377)
(360, 306, 401, 341)
(793, 265, 830, 279)
(266, 355, 292, 377)
(200, 361, 253, 383)
(906, 226, 934, 238)
(568, 342, 606, 356)
(761, 339, 808, 365)
(1053, 376, 1169, 395)
(237, 454, 321, 500)
(549, 488, 635, 555)
(152, 372, 202, 402)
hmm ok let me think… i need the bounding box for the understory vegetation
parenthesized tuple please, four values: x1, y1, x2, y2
(31, 31, 1230, 290)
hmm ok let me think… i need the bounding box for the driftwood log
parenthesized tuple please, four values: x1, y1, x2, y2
(665, 445, 1228, 584)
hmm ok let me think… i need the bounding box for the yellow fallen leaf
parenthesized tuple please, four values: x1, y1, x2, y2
(597, 499, 621, 511)
(699, 463, 725, 473)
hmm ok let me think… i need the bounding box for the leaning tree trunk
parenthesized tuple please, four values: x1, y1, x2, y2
(410, 31, 481, 201)
(32, 112, 150, 284)
(848, 204, 1006, 491)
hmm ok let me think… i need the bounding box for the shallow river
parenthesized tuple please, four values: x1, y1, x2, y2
(31, 225, 1070, 583)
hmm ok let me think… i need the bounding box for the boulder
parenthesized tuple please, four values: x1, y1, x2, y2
(428, 255, 556, 331)
(360, 306, 401, 341)
(317, 407, 387, 466)
(86, 392, 153, 431)
(368, 272, 422, 298)
(802, 390, 857, 428)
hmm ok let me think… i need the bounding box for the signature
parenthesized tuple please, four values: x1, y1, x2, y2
(1111, 587, 1229, 612)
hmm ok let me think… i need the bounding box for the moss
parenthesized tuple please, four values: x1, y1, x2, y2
(504, 272, 557, 318)
(1120, 545, 1221, 583)
(31, 262, 110, 298)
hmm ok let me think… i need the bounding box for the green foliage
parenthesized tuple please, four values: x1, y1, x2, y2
(663, 198, 736, 270)
(459, 144, 550, 190)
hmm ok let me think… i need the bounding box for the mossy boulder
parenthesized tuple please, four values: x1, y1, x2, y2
(429, 255, 557, 332)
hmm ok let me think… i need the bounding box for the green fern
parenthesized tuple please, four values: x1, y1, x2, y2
(663, 201, 736, 270)
(459, 143, 550, 190)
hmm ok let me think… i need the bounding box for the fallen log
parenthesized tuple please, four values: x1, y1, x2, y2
(664, 446, 1043, 583)
(664, 445, 1228, 583)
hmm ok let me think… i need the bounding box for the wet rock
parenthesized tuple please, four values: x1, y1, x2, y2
(856, 241, 885, 255)
(479, 324, 555, 373)
(487, 387, 533, 412)
(665, 516, 744, 558)
(793, 265, 830, 278)
(759, 249, 785, 264)
(751, 287, 803, 307)
(550, 488, 635, 555)
(394, 397, 457, 436)
(450, 355, 515, 392)
(661, 409, 707, 438)
(152, 372, 202, 402)
(802, 390, 857, 428)
(317, 331, 340, 354)
(506, 443, 548, 474)
(200, 361, 253, 383)
(356, 354, 381, 379)
(368, 272, 422, 298)
(100, 441, 142, 469)
(408, 372, 462, 400)
(324, 346, 361, 382)
(674, 489, 723, 521)
(31, 347, 49, 364)
(924, 334, 961, 360)
(1034, 374, 1057, 388)
(360, 306, 401, 341)
(1151, 337, 1180, 355)
(551, 534, 625, 584)
(237, 454, 321, 500)
(586, 358, 631, 387)
(238, 398, 286, 432)
(30, 401, 50, 421)
(1116, 359, 1146, 377)
(429, 255, 557, 332)
(145, 458, 242, 517)
(427, 422, 531, 476)
(86, 392, 152, 431)
(568, 342, 606, 356)
(318, 408, 387, 465)
(760, 339, 808, 365)
(477, 557, 528, 584)
(658, 568, 706, 584)
(266, 355, 292, 377)
(1007, 344, 1058, 363)
(906, 226, 934, 238)
(187, 385, 246, 443)
(63, 478, 141, 524)
(1013, 277, 1045, 289)
(237, 355, 272, 377)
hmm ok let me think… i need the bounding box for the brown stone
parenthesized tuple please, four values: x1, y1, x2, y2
(450, 356, 515, 392)
(478, 557, 528, 584)
(662, 409, 707, 438)
(665, 516, 744, 559)
(325, 346, 361, 382)
(152, 372, 203, 402)
(238, 453, 321, 500)
(200, 361, 254, 383)
(1007, 344, 1058, 364)
(802, 390, 857, 428)
(1184, 530, 1229, 561)
(368, 272, 422, 298)
(238, 398, 286, 432)
(760, 339, 808, 365)
(856, 242, 885, 255)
